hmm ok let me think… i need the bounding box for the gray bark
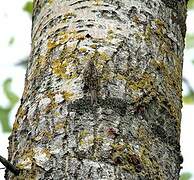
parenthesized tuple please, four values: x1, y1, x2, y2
(6, 0, 187, 179)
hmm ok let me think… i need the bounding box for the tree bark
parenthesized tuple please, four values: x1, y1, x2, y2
(6, 0, 187, 179)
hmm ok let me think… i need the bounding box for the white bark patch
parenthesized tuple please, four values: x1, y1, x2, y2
(108, 80, 126, 98)
(50, 136, 64, 154)
(27, 103, 37, 119)
(62, 77, 83, 100)
(82, 159, 115, 178)
(34, 147, 51, 171)
(38, 97, 51, 110)
(54, 93, 64, 103)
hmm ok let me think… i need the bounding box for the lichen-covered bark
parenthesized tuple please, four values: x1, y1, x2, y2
(6, 0, 187, 179)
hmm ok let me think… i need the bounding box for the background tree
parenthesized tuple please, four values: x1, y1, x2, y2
(3, 0, 188, 179)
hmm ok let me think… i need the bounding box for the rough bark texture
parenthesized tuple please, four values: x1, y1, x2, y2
(6, 0, 187, 179)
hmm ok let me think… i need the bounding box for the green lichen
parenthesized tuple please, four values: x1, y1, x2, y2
(127, 72, 156, 98)
(107, 29, 115, 40)
(111, 143, 143, 173)
(149, 59, 181, 120)
(144, 24, 152, 45)
(79, 129, 89, 139)
(140, 147, 164, 179)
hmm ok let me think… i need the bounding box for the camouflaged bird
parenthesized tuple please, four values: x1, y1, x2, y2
(83, 58, 99, 105)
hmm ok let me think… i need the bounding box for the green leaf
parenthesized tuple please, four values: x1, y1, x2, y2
(0, 106, 11, 132)
(183, 92, 194, 104)
(23, 1, 33, 15)
(185, 33, 194, 49)
(180, 172, 192, 180)
(187, 0, 194, 9)
(3, 78, 19, 108)
(8, 37, 15, 46)
(0, 79, 19, 132)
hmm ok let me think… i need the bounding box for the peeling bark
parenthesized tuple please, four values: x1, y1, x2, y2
(6, 0, 187, 179)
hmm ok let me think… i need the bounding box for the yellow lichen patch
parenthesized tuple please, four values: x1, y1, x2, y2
(155, 28, 164, 39)
(45, 102, 58, 112)
(16, 149, 34, 170)
(79, 129, 89, 139)
(47, 91, 55, 100)
(62, 91, 74, 101)
(116, 73, 127, 81)
(64, 12, 76, 19)
(51, 59, 64, 77)
(79, 47, 88, 53)
(75, 33, 85, 40)
(101, 69, 114, 81)
(37, 55, 47, 68)
(90, 44, 97, 49)
(43, 91, 58, 113)
(55, 122, 65, 131)
(144, 24, 152, 45)
(81, 52, 94, 62)
(16, 163, 25, 169)
(61, 45, 76, 58)
(63, 12, 77, 23)
(47, 39, 59, 50)
(54, 112, 60, 117)
(99, 51, 111, 61)
(107, 29, 115, 40)
(66, 29, 78, 40)
(48, 0, 53, 4)
(94, 0, 102, 5)
(94, 135, 104, 144)
(51, 58, 77, 79)
(35, 131, 53, 141)
(42, 148, 51, 158)
(58, 33, 69, 44)
(154, 18, 165, 27)
(16, 106, 26, 119)
(13, 121, 19, 130)
(43, 131, 53, 139)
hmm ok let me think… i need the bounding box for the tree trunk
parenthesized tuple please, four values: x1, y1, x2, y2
(6, 0, 187, 179)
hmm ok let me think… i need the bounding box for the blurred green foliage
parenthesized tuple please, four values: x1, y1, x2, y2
(0, 78, 19, 132)
(183, 0, 194, 104)
(188, 0, 194, 9)
(23, 1, 33, 15)
(8, 37, 15, 46)
(185, 34, 194, 49)
(180, 172, 193, 180)
(183, 92, 194, 104)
